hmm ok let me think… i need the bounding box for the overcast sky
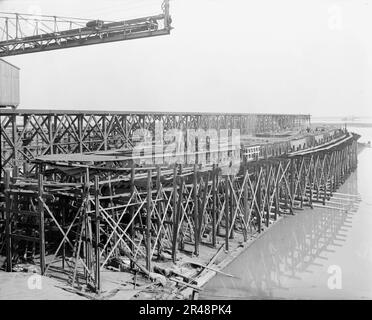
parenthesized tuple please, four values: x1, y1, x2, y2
(1, 0, 371, 117)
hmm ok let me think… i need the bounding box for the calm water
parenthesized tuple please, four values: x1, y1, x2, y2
(201, 126, 372, 299)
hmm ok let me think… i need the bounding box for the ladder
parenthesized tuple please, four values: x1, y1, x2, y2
(3, 169, 45, 273)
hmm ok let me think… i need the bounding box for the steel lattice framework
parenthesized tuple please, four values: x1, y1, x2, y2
(0, 109, 311, 176)
(0, 1, 172, 57)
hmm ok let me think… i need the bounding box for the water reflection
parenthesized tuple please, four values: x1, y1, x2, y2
(201, 170, 359, 299)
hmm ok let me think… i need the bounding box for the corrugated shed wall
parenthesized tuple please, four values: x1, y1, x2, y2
(0, 59, 20, 107)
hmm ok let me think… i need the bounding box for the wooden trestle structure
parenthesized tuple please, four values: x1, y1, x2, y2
(0, 110, 359, 294)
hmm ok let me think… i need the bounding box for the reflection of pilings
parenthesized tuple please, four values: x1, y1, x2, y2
(203, 194, 357, 299)
(0, 132, 358, 293)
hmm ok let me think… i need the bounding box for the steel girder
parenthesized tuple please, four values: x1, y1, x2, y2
(0, 11, 172, 57)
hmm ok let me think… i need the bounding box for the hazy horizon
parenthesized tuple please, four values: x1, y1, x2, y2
(1, 0, 371, 118)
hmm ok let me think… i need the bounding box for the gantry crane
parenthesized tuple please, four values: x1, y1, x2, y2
(0, 0, 171, 57)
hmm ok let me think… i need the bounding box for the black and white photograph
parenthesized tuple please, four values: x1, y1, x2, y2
(0, 0, 371, 306)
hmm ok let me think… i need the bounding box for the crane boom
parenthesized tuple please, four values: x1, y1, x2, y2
(0, 2, 172, 57)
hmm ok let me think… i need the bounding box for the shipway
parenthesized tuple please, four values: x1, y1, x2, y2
(138, 304, 174, 318)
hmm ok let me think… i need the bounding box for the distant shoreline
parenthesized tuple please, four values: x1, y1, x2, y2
(312, 122, 372, 128)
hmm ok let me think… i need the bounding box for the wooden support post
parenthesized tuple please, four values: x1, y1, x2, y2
(48, 115, 54, 155)
(12, 165, 18, 179)
(23, 115, 29, 176)
(257, 167, 262, 233)
(38, 168, 46, 275)
(335, 152, 339, 189)
(146, 170, 152, 272)
(216, 169, 221, 237)
(94, 175, 101, 292)
(229, 175, 234, 239)
(85, 168, 91, 283)
(172, 166, 178, 263)
(300, 160, 304, 208)
(199, 171, 207, 246)
(11, 167, 19, 262)
(130, 164, 135, 269)
(275, 166, 279, 220)
(178, 165, 184, 251)
(12, 114, 18, 171)
(193, 164, 199, 255)
(224, 175, 229, 251)
(156, 166, 162, 259)
(85, 168, 93, 278)
(177, 176, 184, 251)
(265, 165, 270, 227)
(309, 160, 314, 208)
(62, 197, 66, 269)
(323, 170, 327, 206)
(212, 164, 217, 247)
(243, 169, 248, 242)
(290, 158, 295, 211)
(78, 115, 83, 153)
(5, 169, 12, 272)
(103, 116, 108, 151)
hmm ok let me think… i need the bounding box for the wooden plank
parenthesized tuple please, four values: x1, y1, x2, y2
(10, 210, 39, 216)
(185, 261, 238, 278)
(169, 277, 203, 291)
(10, 234, 39, 242)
